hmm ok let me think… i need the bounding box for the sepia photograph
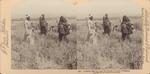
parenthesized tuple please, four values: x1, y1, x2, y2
(11, 0, 143, 69)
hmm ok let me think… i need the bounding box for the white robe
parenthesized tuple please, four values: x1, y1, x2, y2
(24, 20, 34, 45)
(87, 20, 97, 44)
(24, 20, 32, 35)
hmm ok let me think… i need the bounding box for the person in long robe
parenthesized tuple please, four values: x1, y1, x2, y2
(102, 14, 111, 36)
(58, 16, 70, 42)
(87, 15, 97, 44)
(121, 15, 133, 41)
(39, 14, 48, 35)
(24, 15, 34, 45)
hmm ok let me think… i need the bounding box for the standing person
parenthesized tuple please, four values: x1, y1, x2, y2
(24, 15, 31, 41)
(24, 15, 34, 45)
(58, 16, 70, 42)
(39, 14, 48, 35)
(87, 15, 97, 44)
(121, 15, 133, 41)
(102, 14, 111, 36)
(125, 16, 134, 36)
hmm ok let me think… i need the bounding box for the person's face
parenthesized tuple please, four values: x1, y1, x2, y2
(27, 17, 30, 20)
(60, 16, 64, 20)
(105, 14, 108, 17)
(90, 17, 93, 20)
(123, 16, 126, 20)
(42, 15, 45, 18)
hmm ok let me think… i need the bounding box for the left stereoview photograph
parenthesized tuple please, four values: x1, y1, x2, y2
(11, 0, 77, 69)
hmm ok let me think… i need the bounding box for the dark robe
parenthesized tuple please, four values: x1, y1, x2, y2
(102, 16, 111, 35)
(58, 16, 70, 42)
(39, 17, 48, 35)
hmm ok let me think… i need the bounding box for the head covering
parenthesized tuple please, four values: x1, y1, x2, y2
(59, 16, 67, 23)
(89, 16, 93, 20)
(26, 14, 30, 20)
(26, 14, 29, 18)
(122, 15, 130, 22)
(40, 14, 45, 20)
(42, 14, 45, 17)
(88, 14, 93, 20)
(105, 13, 108, 19)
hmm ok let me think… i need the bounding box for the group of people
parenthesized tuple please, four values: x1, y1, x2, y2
(24, 13, 134, 45)
(87, 14, 134, 44)
(24, 14, 71, 44)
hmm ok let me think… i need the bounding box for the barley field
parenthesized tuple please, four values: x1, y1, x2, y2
(11, 16, 143, 69)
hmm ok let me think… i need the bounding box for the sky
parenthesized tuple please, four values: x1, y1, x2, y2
(12, 0, 142, 18)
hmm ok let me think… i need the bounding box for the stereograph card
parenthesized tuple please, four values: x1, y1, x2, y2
(0, 0, 150, 74)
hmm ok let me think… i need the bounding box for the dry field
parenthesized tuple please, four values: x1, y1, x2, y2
(11, 17, 143, 69)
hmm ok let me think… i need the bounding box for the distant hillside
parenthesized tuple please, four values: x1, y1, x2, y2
(12, 16, 141, 21)
(12, 17, 76, 21)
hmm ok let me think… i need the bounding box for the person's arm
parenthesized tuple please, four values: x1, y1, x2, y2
(109, 20, 111, 26)
(102, 17, 105, 27)
(24, 21, 28, 31)
(87, 20, 91, 31)
(93, 21, 96, 29)
(38, 21, 41, 29)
